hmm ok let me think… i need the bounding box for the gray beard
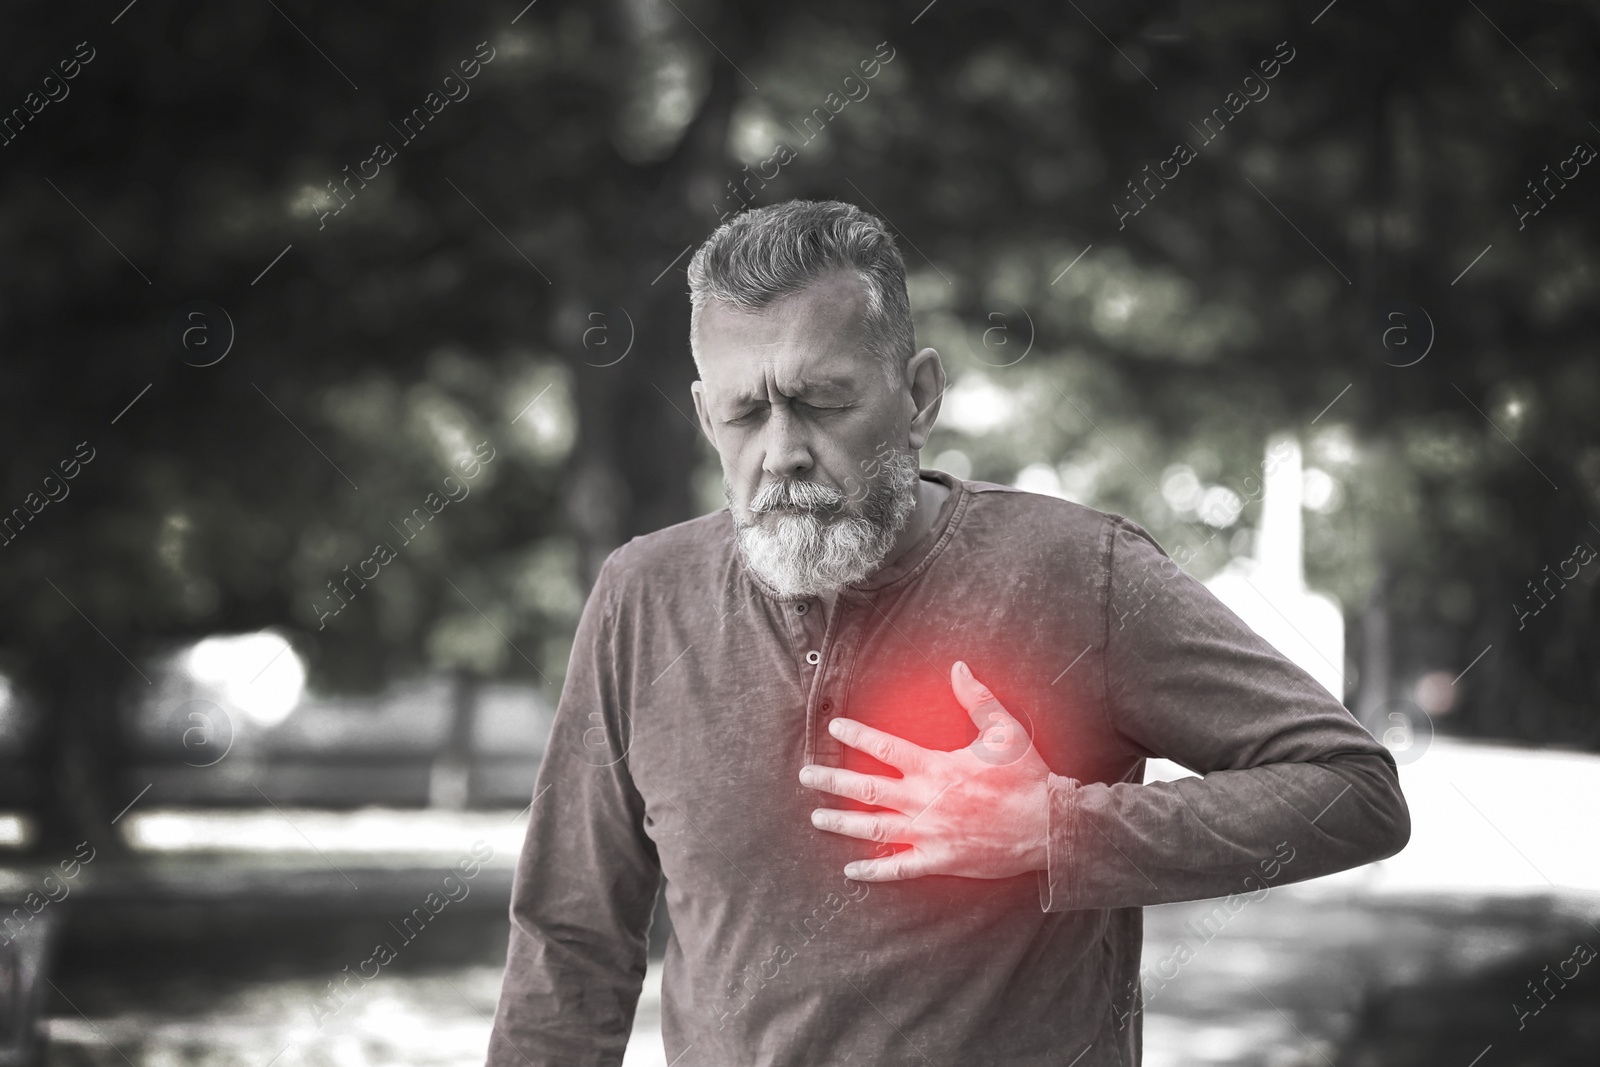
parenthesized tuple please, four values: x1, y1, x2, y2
(728, 449, 921, 598)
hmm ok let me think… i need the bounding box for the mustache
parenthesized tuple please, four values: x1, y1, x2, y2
(750, 478, 847, 514)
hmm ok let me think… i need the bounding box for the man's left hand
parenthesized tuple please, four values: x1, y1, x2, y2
(799, 660, 1053, 881)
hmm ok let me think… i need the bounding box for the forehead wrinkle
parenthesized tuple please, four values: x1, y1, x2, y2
(717, 347, 853, 393)
(788, 376, 854, 398)
(699, 276, 875, 407)
(718, 372, 856, 407)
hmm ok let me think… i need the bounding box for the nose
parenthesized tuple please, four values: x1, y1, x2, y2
(760, 407, 813, 480)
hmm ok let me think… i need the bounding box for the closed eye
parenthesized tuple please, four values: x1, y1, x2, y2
(724, 398, 851, 422)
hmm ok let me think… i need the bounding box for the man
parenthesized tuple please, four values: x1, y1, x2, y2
(487, 200, 1409, 1066)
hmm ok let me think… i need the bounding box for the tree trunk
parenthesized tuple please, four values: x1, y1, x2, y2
(429, 668, 478, 810)
(567, 5, 747, 583)
(27, 639, 139, 859)
(1354, 565, 1392, 737)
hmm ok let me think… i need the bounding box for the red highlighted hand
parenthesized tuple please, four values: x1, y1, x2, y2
(799, 660, 1053, 881)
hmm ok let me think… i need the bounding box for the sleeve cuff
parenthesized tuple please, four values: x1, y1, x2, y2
(1036, 772, 1080, 913)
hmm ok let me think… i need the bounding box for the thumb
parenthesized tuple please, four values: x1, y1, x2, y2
(951, 660, 1014, 730)
(952, 661, 1033, 766)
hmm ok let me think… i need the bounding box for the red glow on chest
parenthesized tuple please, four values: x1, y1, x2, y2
(836, 658, 977, 790)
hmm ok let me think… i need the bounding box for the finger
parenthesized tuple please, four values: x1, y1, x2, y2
(809, 808, 913, 845)
(844, 850, 935, 882)
(950, 660, 1019, 732)
(828, 718, 928, 775)
(952, 660, 1034, 766)
(798, 765, 917, 811)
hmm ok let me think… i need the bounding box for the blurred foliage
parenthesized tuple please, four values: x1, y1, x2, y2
(0, 0, 1597, 841)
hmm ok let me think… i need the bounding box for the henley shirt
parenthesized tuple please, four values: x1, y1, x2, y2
(488, 470, 1410, 1067)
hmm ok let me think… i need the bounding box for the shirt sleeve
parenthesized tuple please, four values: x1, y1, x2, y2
(487, 547, 662, 1065)
(1039, 517, 1410, 912)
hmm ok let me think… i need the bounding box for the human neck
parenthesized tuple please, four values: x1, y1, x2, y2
(879, 471, 947, 573)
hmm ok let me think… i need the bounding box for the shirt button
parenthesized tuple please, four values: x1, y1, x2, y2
(795, 602, 809, 615)
(820, 699, 832, 712)
(805, 650, 821, 666)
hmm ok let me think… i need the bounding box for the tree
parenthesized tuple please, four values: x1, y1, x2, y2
(2, 0, 1595, 854)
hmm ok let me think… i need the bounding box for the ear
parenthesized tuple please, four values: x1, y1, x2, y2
(690, 380, 717, 445)
(905, 347, 945, 451)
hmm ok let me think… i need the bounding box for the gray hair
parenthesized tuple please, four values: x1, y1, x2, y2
(686, 200, 916, 385)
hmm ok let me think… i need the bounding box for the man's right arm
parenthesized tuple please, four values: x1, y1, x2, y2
(487, 549, 662, 1067)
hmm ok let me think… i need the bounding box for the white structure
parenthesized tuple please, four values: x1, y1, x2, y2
(1204, 436, 1346, 698)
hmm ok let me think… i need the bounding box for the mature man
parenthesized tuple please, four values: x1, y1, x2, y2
(487, 200, 1409, 1066)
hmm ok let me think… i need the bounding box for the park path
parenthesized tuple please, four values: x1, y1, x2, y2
(43, 737, 1600, 1066)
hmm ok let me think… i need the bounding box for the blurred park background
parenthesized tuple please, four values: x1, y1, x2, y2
(1, 0, 1598, 1063)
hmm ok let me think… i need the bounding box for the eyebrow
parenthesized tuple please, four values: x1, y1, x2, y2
(724, 379, 857, 406)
